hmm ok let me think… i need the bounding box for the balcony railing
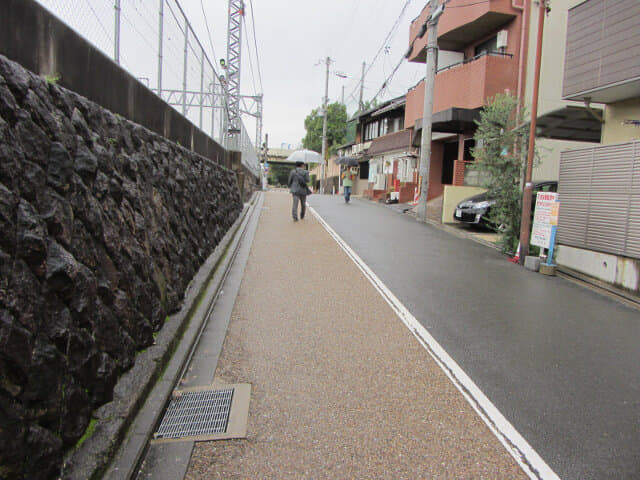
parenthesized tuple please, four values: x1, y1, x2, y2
(408, 0, 518, 62)
(434, 52, 517, 113)
(437, 51, 513, 73)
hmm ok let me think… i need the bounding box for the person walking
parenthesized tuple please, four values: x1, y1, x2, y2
(288, 161, 311, 221)
(341, 167, 357, 203)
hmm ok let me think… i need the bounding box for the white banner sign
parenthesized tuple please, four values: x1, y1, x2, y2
(531, 192, 559, 248)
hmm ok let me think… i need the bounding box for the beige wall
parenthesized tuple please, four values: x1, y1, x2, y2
(602, 98, 640, 144)
(532, 137, 593, 181)
(525, 0, 595, 181)
(353, 177, 368, 196)
(442, 185, 487, 224)
(525, 0, 584, 116)
(308, 158, 340, 184)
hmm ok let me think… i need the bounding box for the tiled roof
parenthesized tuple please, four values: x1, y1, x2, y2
(366, 129, 412, 155)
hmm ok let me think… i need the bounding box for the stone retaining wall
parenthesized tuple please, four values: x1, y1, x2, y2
(0, 54, 242, 479)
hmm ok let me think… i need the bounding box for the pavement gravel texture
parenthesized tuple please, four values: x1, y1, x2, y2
(185, 191, 528, 479)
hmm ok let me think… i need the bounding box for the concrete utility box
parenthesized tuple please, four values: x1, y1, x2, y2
(524, 256, 541, 272)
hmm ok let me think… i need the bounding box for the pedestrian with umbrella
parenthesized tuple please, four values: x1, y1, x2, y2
(336, 156, 359, 204)
(287, 161, 312, 221)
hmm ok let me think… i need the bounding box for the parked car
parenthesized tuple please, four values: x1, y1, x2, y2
(453, 180, 557, 227)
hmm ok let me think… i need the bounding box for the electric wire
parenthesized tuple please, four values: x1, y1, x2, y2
(376, 0, 485, 107)
(346, 0, 414, 109)
(370, 53, 406, 105)
(248, 0, 263, 93)
(241, 15, 259, 96)
(200, 0, 219, 69)
(120, 12, 157, 54)
(447, 0, 490, 7)
(85, 0, 112, 47)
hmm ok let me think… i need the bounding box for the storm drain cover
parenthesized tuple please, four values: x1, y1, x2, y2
(155, 388, 234, 440)
(152, 384, 251, 443)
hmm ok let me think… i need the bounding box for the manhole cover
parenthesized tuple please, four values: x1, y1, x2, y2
(155, 388, 234, 440)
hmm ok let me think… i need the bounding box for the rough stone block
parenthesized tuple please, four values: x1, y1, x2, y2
(524, 255, 541, 272)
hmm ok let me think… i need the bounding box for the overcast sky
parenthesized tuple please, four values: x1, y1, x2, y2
(35, 0, 428, 151)
(181, 0, 427, 150)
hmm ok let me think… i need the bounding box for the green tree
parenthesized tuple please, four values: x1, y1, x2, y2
(470, 93, 532, 254)
(358, 99, 379, 114)
(302, 102, 348, 157)
(268, 163, 291, 186)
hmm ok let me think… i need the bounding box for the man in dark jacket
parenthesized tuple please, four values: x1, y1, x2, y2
(288, 161, 311, 221)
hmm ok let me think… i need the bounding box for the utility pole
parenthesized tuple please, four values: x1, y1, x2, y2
(321, 56, 331, 194)
(416, 0, 443, 223)
(358, 62, 366, 112)
(518, 0, 548, 264)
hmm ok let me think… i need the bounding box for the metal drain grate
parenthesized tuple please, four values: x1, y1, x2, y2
(155, 388, 234, 439)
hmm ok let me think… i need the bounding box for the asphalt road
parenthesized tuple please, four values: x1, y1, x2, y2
(308, 194, 640, 480)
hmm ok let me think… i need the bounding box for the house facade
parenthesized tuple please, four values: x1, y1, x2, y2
(554, 0, 640, 296)
(333, 96, 417, 203)
(407, 0, 526, 221)
(406, 0, 599, 223)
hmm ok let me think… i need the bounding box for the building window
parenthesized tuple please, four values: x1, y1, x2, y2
(365, 121, 380, 141)
(380, 118, 388, 136)
(397, 158, 414, 182)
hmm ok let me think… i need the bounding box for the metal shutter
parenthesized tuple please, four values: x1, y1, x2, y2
(558, 140, 640, 260)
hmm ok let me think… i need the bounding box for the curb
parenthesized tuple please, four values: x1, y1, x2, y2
(60, 192, 260, 480)
(364, 195, 639, 309)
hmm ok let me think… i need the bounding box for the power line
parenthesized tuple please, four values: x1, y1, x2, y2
(241, 15, 259, 95)
(447, 0, 490, 7)
(346, 0, 414, 109)
(85, 0, 112, 45)
(200, 0, 219, 66)
(248, 0, 263, 93)
(370, 53, 406, 104)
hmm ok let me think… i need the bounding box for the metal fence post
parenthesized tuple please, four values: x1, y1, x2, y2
(211, 78, 216, 138)
(157, 0, 164, 97)
(199, 49, 205, 129)
(114, 0, 121, 64)
(182, 18, 189, 116)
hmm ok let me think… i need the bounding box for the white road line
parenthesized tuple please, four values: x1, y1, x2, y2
(309, 205, 561, 480)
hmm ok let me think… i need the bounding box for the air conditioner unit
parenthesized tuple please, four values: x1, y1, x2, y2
(497, 30, 508, 50)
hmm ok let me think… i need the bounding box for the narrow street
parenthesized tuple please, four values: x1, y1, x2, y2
(308, 194, 640, 480)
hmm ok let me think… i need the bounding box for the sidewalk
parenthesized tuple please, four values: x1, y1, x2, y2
(184, 191, 528, 479)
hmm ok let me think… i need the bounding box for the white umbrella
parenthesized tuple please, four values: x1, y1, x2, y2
(285, 149, 322, 164)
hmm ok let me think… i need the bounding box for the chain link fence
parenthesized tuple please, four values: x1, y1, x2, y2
(35, 0, 259, 177)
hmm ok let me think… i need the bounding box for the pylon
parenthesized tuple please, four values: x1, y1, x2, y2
(509, 242, 521, 263)
(411, 187, 419, 205)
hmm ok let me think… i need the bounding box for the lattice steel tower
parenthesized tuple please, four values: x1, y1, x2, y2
(225, 0, 244, 148)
